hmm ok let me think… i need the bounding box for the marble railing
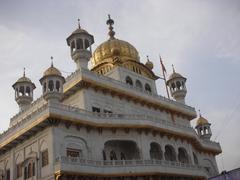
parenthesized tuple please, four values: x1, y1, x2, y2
(0, 102, 221, 153)
(55, 156, 207, 177)
(64, 68, 196, 116)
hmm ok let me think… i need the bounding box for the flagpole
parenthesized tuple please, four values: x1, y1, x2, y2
(159, 55, 170, 99)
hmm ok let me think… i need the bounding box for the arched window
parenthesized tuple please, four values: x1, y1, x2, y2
(19, 86, 24, 96)
(126, 76, 133, 86)
(71, 41, 76, 52)
(150, 142, 162, 160)
(193, 152, 198, 165)
(56, 81, 60, 92)
(171, 83, 176, 91)
(26, 86, 30, 96)
(136, 80, 143, 89)
(145, 84, 152, 92)
(176, 81, 181, 90)
(43, 82, 47, 92)
(48, 80, 54, 91)
(41, 149, 49, 167)
(76, 39, 83, 49)
(178, 147, 189, 164)
(164, 145, 176, 162)
(85, 39, 90, 49)
(27, 163, 32, 178)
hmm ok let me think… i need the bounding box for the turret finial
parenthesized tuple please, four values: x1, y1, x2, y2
(106, 14, 115, 39)
(50, 56, 54, 67)
(198, 109, 202, 117)
(78, 18, 81, 29)
(147, 55, 149, 61)
(23, 67, 26, 77)
(172, 64, 175, 73)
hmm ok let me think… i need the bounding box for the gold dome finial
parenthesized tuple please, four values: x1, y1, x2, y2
(172, 64, 176, 73)
(77, 18, 81, 29)
(198, 109, 202, 117)
(23, 67, 26, 77)
(106, 14, 115, 39)
(50, 56, 54, 67)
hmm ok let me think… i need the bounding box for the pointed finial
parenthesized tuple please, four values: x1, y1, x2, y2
(147, 55, 150, 61)
(50, 56, 54, 67)
(198, 109, 202, 117)
(23, 67, 26, 77)
(172, 64, 175, 73)
(106, 14, 115, 39)
(77, 18, 81, 29)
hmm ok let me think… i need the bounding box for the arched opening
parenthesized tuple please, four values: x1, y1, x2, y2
(150, 142, 163, 160)
(164, 145, 176, 161)
(19, 86, 25, 96)
(85, 39, 90, 49)
(193, 152, 198, 165)
(76, 39, 83, 49)
(145, 83, 152, 92)
(126, 76, 133, 86)
(43, 82, 47, 93)
(136, 80, 143, 89)
(178, 147, 189, 164)
(48, 80, 54, 92)
(171, 83, 176, 91)
(56, 81, 60, 92)
(104, 140, 140, 160)
(71, 41, 76, 52)
(26, 86, 30, 96)
(176, 81, 181, 90)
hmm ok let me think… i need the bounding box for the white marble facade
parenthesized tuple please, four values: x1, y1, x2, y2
(0, 18, 221, 180)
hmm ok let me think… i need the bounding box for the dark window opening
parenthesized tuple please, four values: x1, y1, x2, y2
(92, 106, 100, 113)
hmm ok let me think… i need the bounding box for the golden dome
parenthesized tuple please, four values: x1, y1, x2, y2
(43, 65, 62, 77)
(196, 116, 209, 126)
(92, 38, 140, 67)
(16, 76, 32, 83)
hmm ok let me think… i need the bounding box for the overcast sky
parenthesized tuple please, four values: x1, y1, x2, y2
(0, 0, 239, 172)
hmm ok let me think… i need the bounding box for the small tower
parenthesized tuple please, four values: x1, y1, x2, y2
(166, 65, 187, 104)
(12, 69, 36, 111)
(195, 112, 212, 140)
(39, 59, 65, 103)
(66, 19, 94, 70)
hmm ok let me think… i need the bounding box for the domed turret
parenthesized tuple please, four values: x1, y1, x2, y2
(166, 65, 187, 104)
(195, 111, 212, 140)
(145, 56, 154, 70)
(66, 19, 94, 70)
(39, 58, 65, 103)
(12, 69, 36, 111)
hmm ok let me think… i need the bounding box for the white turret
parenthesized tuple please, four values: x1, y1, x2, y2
(66, 19, 94, 70)
(166, 65, 187, 104)
(195, 113, 212, 140)
(12, 69, 36, 111)
(39, 59, 65, 103)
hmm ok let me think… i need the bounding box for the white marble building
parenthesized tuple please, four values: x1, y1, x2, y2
(0, 16, 221, 180)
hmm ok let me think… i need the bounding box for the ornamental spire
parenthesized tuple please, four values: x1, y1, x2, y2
(23, 67, 26, 77)
(172, 64, 176, 73)
(50, 56, 54, 67)
(77, 18, 81, 29)
(106, 14, 115, 39)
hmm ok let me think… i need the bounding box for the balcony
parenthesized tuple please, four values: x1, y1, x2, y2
(0, 102, 221, 154)
(55, 156, 207, 178)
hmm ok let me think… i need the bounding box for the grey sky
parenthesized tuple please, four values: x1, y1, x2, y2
(0, 0, 240, 172)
